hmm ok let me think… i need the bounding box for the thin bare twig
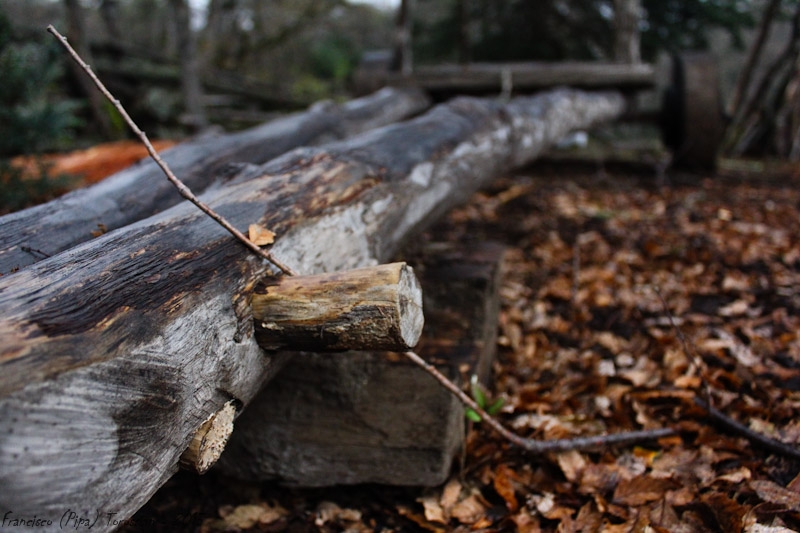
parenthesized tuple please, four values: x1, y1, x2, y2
(404, 351, 675, 453)
(694, 397, 800, 461)
(47, 25, 297, 277)
(655, 287, 800, 461)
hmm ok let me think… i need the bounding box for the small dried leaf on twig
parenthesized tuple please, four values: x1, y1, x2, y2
(248, 224, 275, 246)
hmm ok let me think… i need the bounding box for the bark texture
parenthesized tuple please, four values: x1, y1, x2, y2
(0, 89, 624, 530)
(252, 262, 423, 351)
(0, 87, 430, 276)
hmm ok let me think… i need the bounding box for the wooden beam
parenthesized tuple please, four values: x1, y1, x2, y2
(0, 89, 624, 530)
(362, 61, 655, 95)
(253, 262, 424, 352)
(0, 87, 430, 276)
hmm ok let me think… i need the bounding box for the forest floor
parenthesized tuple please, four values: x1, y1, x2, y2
(124, 159, 800, 533)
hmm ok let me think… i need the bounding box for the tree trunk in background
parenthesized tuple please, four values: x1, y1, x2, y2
(728, 3, 800, 156)
(391, 0, 414, 75)
(169, 0, 208, 130)
(613, 0, 641, 64)
(726, 0, 781, 117)
(63, 0, 116, 138)
(99, 0, 122, 41)
(458, 0, 471, 64)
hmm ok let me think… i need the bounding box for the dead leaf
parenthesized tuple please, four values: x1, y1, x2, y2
(612, 475, 677, 506)
(418, 494, 447, 524)
(218, 502, 287, 529)
(440, 478, 462, 510)
(557, 450, 587, 483)
(493, 464, 520, 511)
(248, 224, 275, 245)
(314, 501, 361, 527)
(751, 480, 800, 511)
(449, 490, 487, 524)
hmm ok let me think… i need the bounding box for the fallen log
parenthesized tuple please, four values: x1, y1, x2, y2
(0, 87, 430, 276)
(0, 88, 624, 530)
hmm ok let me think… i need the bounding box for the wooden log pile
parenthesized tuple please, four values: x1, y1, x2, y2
(0, 87, 430, 275)
(0, 88, 624, 530)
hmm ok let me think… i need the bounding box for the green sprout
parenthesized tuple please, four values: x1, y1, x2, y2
(465, 375, 505, 422)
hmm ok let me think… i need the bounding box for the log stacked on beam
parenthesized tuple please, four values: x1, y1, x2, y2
(0, 88, 624, 530)
(218, 242, 505, 486)
(0, 87, 430, 275)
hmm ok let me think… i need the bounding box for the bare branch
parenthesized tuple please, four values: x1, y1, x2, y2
(46, 25, 297, 276)
(404, 351, 675, 453)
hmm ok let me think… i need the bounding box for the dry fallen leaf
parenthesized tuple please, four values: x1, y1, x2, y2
(248, 223, 275, 245)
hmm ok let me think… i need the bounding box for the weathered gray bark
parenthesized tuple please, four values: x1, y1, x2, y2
(0, 89, 624, 531)
(0, 87, 429, 275)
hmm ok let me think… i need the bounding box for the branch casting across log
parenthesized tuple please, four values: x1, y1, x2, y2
(47, 25, 297, 276)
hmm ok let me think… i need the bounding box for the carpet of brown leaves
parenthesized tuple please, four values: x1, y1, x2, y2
(126, 162, 800, 532)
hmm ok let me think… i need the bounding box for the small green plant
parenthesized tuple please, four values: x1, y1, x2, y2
(465, 375, 505, 423)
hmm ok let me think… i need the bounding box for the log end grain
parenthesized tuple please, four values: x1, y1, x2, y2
(253, 262, 424, 352)
(179, 400, 237, 475)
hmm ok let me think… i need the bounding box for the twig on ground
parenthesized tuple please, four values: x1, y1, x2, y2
(404, 351, 675, 453)
(46, 25, 297, 277)
(655, 287, 800, 461)
(694, 397, 800, 461)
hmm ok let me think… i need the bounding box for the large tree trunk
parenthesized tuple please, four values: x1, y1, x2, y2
(0, 89, 624, 531)
(0, 87, 429, 276)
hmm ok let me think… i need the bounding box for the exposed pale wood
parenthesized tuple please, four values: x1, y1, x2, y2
(0, 89, 624, 529)
(0, 87, 430, 275)
(219, 242, 505, 486)
(253, 262, 423, 352)
(179, 400, 237, 474)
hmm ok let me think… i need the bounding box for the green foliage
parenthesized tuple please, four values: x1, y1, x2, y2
(465, 375, 505, 423)
(414, 0, 755, 63)
(0, 9, 81, 212)
(311, 35, 359, 82)
(641, 0, 754, 58)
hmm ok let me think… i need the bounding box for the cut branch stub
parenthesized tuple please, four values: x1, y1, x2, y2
(252, 262, 424, 352)
(179, 400, 236, 475)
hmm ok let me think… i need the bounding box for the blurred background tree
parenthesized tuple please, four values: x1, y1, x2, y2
(0, 0, 795, 197)
(413, 0, 755, 64)
(0, 8, 80, 213)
